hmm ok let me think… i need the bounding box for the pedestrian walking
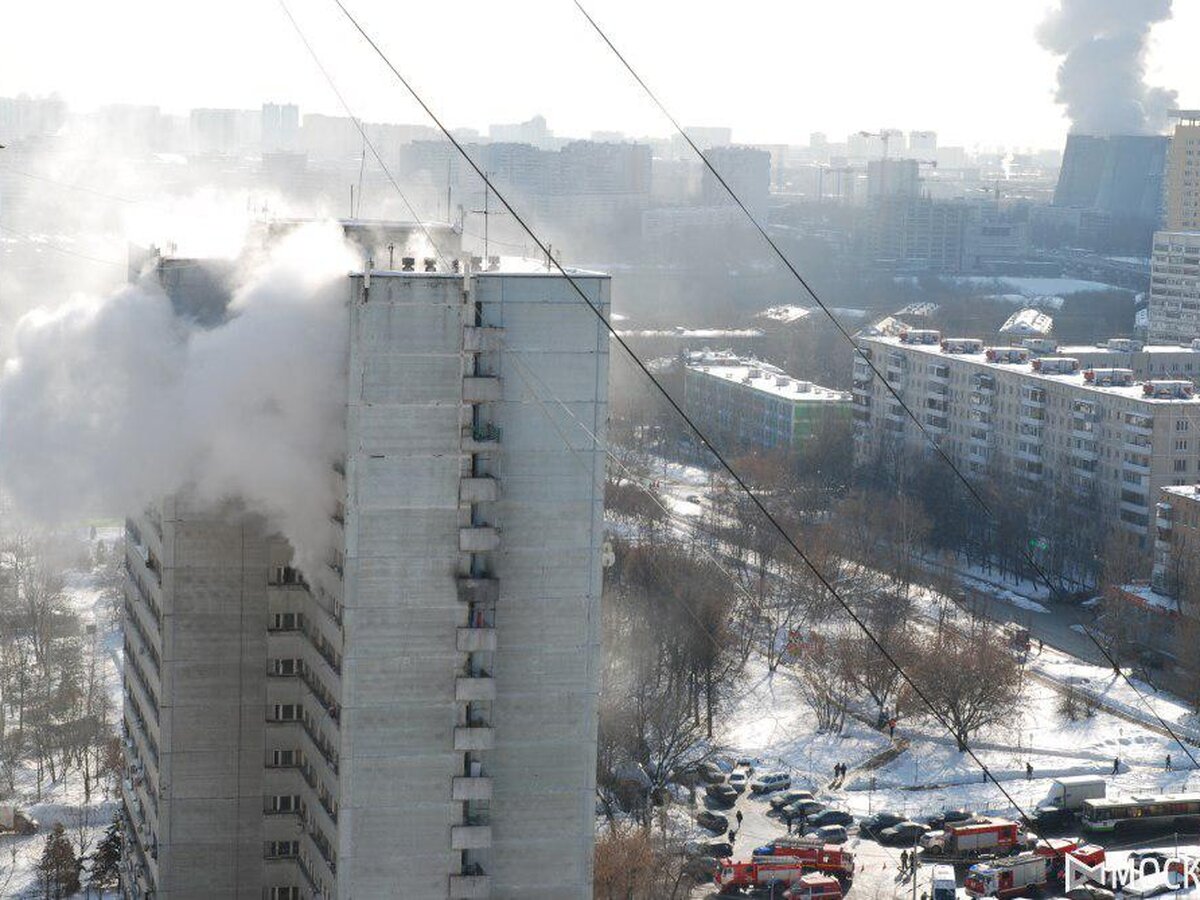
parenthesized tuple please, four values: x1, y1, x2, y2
(888, 718, 896, 739)
(1026, 762, 1033, 780)
(1167, 754, 1173, 772)
(729, 827, 737, 845)
(1113, 756, 1120, 774)
(784, 810, 794, 834)
(900, 850, 910, 876)
(736, 809, 743, 826)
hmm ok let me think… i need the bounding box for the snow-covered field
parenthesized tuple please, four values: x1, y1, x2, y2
(2, 526, 123, 898)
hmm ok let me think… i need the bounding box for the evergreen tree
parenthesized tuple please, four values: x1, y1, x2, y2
(38, 822, 80, 899)
(89, 814, 121, 889)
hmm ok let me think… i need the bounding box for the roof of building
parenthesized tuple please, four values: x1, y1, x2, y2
(684, 351, 850, 403)
(999, 308, 1054, 336)
(1161, 484, 1200, 502)
(861, 333, 1200, 404)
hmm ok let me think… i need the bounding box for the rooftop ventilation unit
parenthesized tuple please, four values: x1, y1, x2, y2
(985, 347, 1030, 364)
(1032, 357, 1080, 375)
(900, 329, 941, 345)
(941, 338, 983, 354)
(1084, 368, 1134, 386)
(401, 256, 416, 272)
(1143, 380, 1194, 399)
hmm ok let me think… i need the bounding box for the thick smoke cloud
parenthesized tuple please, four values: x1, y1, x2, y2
(1038, 0, 1177, 135)
(0, 222, 357, 574)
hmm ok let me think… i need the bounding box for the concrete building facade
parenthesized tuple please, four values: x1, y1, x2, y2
(682, 350, 850, 455)
(121, 225, 610, 900)
(852, 330, 1200, 540)
(1148, 112, 1200, 343)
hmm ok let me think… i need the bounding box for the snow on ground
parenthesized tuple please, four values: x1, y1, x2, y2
(714, 658, 893, 792)
(2, 526, 123, 898)
(758, 305, 813, 324)
(950, 276, 1130, 296)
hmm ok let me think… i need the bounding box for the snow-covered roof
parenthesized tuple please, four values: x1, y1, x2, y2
(684, 351, 850, 403)
(999, 308, 1054, 336)
(862, 334, 1200, 404)
(757, 305, 813, 323)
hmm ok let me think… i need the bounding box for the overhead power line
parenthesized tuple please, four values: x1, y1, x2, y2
(572, 0, 1200, 771)
(322, 0, 1046, 827)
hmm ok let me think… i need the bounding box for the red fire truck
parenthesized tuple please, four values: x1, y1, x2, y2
(783, 873, 844, 900)
(716, 859, 810, 893)
(965, 852, 1050, 898)
(1034, 837, 1105, 882)
(921, 817, 1028, 858)
(761, 839, 856, 876)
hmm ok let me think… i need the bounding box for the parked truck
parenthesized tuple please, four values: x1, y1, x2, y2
(1034, 775, 1106, 828)
(921, 817, 1028, 859)
(1034, 837, 1105, 883)
(757, 839, 855, 877)
(964, 853, 1050, 898)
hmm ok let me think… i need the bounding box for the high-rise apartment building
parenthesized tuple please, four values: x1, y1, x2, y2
(853, 329, 1200, 539)
(1148, 112, 1200, 344)
(121, 222, 611, 900)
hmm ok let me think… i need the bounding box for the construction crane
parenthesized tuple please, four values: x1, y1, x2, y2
(858, 130, 902, 159)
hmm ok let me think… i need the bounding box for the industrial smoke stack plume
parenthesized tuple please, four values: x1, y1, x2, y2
(1038, 0, 1177, 134)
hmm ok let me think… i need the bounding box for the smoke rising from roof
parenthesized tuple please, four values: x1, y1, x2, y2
(0, 222, 356, 574)
(1038, 0, 1177, 135)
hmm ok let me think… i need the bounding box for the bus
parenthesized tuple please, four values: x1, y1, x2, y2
(1081, 794, 1200, 833)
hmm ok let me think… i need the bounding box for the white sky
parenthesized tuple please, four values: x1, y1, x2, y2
(0, 0, 1193, 150)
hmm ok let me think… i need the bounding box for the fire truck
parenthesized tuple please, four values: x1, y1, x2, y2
(921, 817, 1027, 858)
(783, 873, 843, 900)
(1034, 837, 1105, 882)
(716, 859, 810, 893)
(964, 852, 1050, 898)
(759, 839, 856, 876)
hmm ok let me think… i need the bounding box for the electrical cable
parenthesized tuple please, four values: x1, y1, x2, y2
(276, 0, 450, 268)
(0, 164, 142, 204)
(324, 0, 1045, 829)
(0, 223, 126, 268)
(572, 0, 1200, 772)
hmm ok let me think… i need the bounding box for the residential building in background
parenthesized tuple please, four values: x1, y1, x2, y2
(1148, 112, 1200, 344)
(682, 350, 850, 455)
(701, 145, 772, 216)
(1164, 110, 1200, 232)
(121, 221, 610, 900)
(853, 329, 1200, 540)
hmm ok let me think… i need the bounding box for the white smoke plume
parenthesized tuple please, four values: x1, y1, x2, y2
(1038, 0, 1177, 135)
(0, 222, 357, 575)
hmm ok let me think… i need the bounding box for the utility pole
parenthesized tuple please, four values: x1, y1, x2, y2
(469, 173, 507, 260)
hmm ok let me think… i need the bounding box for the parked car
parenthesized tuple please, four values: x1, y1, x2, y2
(771, 790, 817, 812)
(805, 825, 849, 844)
(699, 762, 727, 784)
(808, 809, 855, 828)
(859, 811, 905, 837)
(735, 755, 759, 771)
(703, 841, 734, 859)
(751, 772, 792, 794)
(879, 821, 929, 846)
(782, 799, 825, 819)
(696, 810, 729, 833)
(706, 783, 738, 806)
(925, 809, 974, 831)
(729, 772, 749, 793)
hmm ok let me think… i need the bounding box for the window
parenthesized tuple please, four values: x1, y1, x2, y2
(267, 794, 301, 814)
(1176, 459, 1188, 472)
(269, 888, 301, 900)
(269, 612, 297, 631)
(270, 749, 296, 767)
(265, 841, 299, 859)
(1177, 439, 1189, 451)
(1177, 419, 1191, 432)
(270, 658, 298, 676)
(271, 704, 299, 722)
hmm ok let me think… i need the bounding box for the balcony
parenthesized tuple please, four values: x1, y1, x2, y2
(460, 477, 498, 504)
(452, 776, 494, 801)
(462, 424, 502, 453)
(454, 726, 495, 751)
(451, 825, 492, 851)
(457, 577, 499, 604)
(459, 527, 500, 553)
(456, 676, 496, 701)
(1123, 457, 1152, 475)
(463, 326, 504, 353)
(449, 874, 492, 899)
(463, 377, 502, 403)
(457, 628, 497, 653)
(1124, 418, 1154, 437)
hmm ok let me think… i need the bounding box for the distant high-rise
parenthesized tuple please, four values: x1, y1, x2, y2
(262, 103, 300, 153)
(701, 145, 771, 215)
(1147, 112, 1200, 344)
(909, 130, 937, 158)
(487, 115, 554, 150)
(120, 221, 611, 900)
(867, 159, 921, 199)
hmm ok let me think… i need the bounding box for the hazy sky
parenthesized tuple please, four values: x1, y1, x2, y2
(0, 0, 1193, 150)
